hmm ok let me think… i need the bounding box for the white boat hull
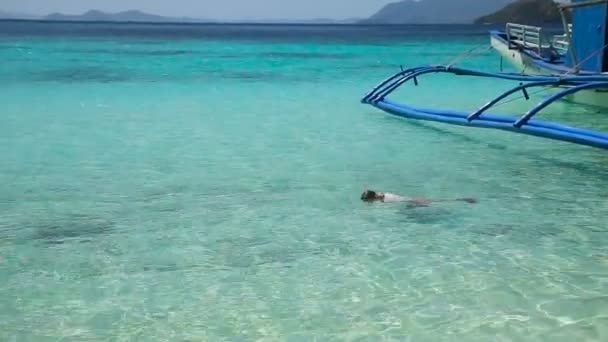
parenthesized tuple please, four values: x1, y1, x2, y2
(490, 35, 608, 109)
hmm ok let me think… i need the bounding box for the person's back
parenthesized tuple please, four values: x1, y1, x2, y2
(360, 190, 409, 203)
(361, 189, 476, 207)
(380, 192, 408, 203)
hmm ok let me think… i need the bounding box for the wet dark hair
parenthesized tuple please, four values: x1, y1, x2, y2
(361, 190, 377, 201)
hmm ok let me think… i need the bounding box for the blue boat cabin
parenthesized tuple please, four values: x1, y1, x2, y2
(567, 0, 608, 72)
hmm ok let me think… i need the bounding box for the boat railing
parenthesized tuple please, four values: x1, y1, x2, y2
(552, 23, 572, 53)
(506, 23, 542, 55)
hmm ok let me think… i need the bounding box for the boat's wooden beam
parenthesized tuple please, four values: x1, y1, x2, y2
(559, 6, 578, 72)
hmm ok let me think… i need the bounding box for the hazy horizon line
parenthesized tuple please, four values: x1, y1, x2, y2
(0, 8, 363, 22)
(0, 18, 514, 26)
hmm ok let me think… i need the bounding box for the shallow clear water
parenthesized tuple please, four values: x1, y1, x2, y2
(1, 22, 608, 341)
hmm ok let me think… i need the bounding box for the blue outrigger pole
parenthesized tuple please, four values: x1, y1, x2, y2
(361, 0, 608, 150)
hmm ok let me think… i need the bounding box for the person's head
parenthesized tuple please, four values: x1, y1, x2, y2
(361, 190, 380, 202)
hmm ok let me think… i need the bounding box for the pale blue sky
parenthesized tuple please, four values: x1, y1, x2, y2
(2, 0, 396, 20)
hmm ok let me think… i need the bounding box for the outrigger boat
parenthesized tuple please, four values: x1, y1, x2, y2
(362, 0, 608, 150)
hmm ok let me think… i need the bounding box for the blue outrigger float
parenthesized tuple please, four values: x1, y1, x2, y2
(362, 0, 608, 150)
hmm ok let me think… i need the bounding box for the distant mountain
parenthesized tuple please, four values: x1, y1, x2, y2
(37, 10, 358, 24)
(361, 0, 515, 24)
(475, 0, 563, 25)
(44, 10, 206, 23)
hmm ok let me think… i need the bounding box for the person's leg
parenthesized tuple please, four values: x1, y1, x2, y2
(406, 197, 477, 208)
(406, 199, 433, 208)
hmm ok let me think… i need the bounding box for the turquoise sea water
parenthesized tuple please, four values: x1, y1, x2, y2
(2, 22, 608, 341)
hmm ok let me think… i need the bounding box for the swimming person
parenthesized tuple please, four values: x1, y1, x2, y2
(360, 189, 477, 207)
